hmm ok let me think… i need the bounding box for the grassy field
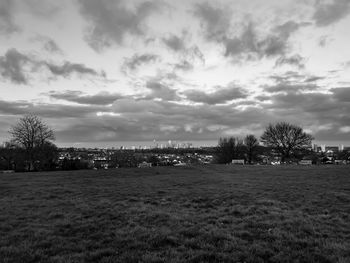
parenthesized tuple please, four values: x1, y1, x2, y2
(0, 165, 349, 263)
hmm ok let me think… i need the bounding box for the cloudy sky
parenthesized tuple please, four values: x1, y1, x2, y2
(1, 0, 350, 147)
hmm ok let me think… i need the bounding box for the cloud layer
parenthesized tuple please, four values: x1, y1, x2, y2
(1, 0, 350, 146)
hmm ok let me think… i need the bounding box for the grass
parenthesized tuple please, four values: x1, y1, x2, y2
(0, 165, 349, 262)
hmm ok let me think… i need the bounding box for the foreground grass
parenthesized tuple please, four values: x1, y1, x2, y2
(0, 165, 349, 262)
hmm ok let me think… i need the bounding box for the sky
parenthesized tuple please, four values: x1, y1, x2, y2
(0, 0, 350, 147)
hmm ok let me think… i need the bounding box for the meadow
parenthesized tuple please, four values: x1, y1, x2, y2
(0, 165, 349, 262)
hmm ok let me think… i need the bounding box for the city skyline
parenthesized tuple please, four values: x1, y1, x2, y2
(1, 0, 350, 147)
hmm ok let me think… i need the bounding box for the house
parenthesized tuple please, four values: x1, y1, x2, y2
(138, 161, 152, 168)
(271, 161, 281, 165)
(174, 162, 187, 166)
(93, 157, 109, 169)
(299, 160, 312, 165)
(232, 159, 245, 165)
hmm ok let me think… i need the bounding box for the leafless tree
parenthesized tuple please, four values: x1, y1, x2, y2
(9, 114, 55, 170)
(260, 122, 313, 162)
(244, 134, 259, 164)
(215, 137, 245, 164)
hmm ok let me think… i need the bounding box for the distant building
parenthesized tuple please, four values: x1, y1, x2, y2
(138, 161, 152, 168)
(299, 160, 312, 165)
(313, 144, 322, 152)
(93, 157, 109, 169)
(232, 159, 245, 165)
(325, 146, 339, 153)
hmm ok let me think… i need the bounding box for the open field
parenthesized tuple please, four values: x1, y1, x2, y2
(0, 165, 349, 263)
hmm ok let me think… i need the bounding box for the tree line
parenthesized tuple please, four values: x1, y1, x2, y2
(1, 114, 347, 171)
(215, 122, 314, 164)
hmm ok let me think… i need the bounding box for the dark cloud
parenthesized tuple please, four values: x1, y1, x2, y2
(331, 87, 350, 102)
(268, 91, 345, 118)
(162, 34, 186, 52)
(78, 0, 161, 51)
(0, 0, 18, 34)
(269, 71, 325, 86)
(313, 0, 350, 27)
(273, 21, 307, 39)
(43, 39, 62, 54)
(44, 61, 102, 78)
(173, 60, 194, 71)
(258, 21, 309, 57)
(265, 71, 329, 96)
(258, 36, 287, 57)
(194, 3, 259, 58)
(0, 48, 31, 84)
(194, 2, 307, 59)
(162, 32, 205, 67)
(183, 85, 248, 104)
(275, 54, 305, 69)
(0, 99, 104, 119)
(193, 2, 231, 41)
(106, 98, 265, 140)
(304, 76, 325, 82)
(122, 53, 159, 71)
(144, 81, 180, 101)
(255, 95, 271, 102)
(224, 23, 259, 57)
(0, 99, 32, 115)
(0, 48, 104, 84)
(47, 90, 123, 105)
(262, 91, 350, 140)
(269, 71, 304, 83)
(225, 20, 305, 58)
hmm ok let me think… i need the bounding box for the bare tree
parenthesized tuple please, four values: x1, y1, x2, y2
(260, 122, 313, 162)
(244, 134, 259, 164)
(215, 137, 245, 164)
(0, 141, 18, 170)
(9, 114, 55, 170)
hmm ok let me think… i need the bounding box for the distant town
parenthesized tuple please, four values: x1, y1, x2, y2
(53, 141, 350, 171)
(1, 138, 350, 172)
(1, 116, 349, 172)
